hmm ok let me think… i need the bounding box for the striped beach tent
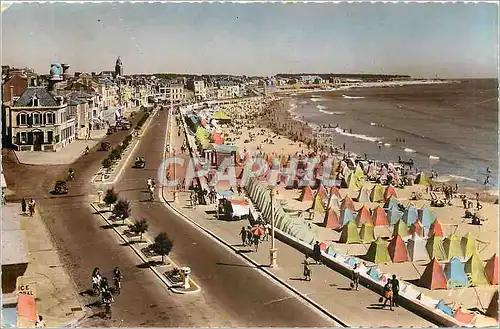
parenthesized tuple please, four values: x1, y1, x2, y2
(419, 207, 436, 229)
(408, 234, 430, 262)
(387, 206, 403, 225)
(414, 171, 432, 187)
(444, 257, 468, 288)
(317, 184, 328, 202)
(298, 186, 314, 202)
(340, 208, 355, 227)
(384, 196, 400, 209)
(409, 221, 424, 237)
(329, 186, 342, 199)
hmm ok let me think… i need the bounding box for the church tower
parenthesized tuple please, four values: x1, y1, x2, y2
(115, 56, 123, 78)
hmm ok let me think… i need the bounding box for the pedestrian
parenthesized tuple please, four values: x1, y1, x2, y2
(239, 226, 247, 246)
(351, 263, 360, 291)
(21, 198, 27, 214)
(391, 274, 400, 307)
(253, 234, 260, 252)
(28, 199, 36, 217)
(313, 241, 322, 264)
(246, 226, 253, 245)
(237, 185, 242, 196)
(381, 281, 394, 311)
(303, 257, 311, 281)
(35, 315, 45, 328)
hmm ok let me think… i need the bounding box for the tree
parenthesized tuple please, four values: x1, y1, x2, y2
(151, 232, 173, 264)
(103, 188, 118, 207)
(113, 199, 131, 225)
(131, 218, 149, 242)
(102, 158, 112, 170)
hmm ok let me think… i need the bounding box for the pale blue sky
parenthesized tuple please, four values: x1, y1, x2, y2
(1, 2, 498, 78)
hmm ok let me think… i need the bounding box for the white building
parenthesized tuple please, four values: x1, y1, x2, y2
(5, 79, 76, 151)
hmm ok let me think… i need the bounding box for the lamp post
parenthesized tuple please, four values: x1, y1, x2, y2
(269, 188, 278, 268)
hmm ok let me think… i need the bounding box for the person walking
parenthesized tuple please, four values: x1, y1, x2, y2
(239, 226, 247, 246)
(312, 241, 322, 264)
(381, 281, 394, 311)
(351, 264, 360, 291)
(21, 198, 27, 214)
(28, 199, 36, 217)
(391, 274, 400, 307)
(253, 234, 260, 252)
(303, 257, 312, 281)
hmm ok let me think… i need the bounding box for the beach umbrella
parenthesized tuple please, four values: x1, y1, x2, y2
(250, 224, 266, 236)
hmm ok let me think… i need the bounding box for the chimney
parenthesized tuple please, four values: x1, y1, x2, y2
(28, 76, 37, 87)
(55, 96, 64, 106)
(10, 86, 14, 105)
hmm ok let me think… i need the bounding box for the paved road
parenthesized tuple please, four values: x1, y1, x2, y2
(3, 110, 338, 327)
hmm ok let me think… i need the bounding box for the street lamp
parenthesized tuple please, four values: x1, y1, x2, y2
(269, 188, 278, 268)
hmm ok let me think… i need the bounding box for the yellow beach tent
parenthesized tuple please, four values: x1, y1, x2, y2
(392, 219, 409, 238)
(339, 221, 361, 244)
(461, 233, 477, 259)
(370, 184, 385, 203)
(212, 110, 231, 121)
(415, 172, 432, 187)
(346, 166, 366, 190)
(426, 234, 446, 261)
(365, 237, 391, 264)
(311, 193, 326, 214)
(465, 253, 489, 286)
(360, 222, 375, 243)
(443, 234, 464, 260)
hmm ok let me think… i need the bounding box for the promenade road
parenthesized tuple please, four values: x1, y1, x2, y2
(3, 109, 337, 327)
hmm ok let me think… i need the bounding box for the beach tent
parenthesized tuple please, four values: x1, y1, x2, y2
(360, 222, 375, 243)
(486, 290, 499, 319)
(403, 205, 419, 226)
(340, 208, 355, 227)
(384, 196, 400, 209)
(370, 184, 385, 202)
(326, 244, 337, 257)
(419, 207, 436, 229)
(419, 258, 448, 290)
(17, 294, 38, 328)
(371, 206, 389, 226)
(345, 257, 359, 268)
(407, 234, 430, 262)
(355, 206, 371, 226)
(426, 234, 446, 261)
(465, 253, 489, 286)
(323, 208, 341, 229)
(392, 219, 409, 238)
(311, 193, 326, 213)
(317, 184, 328, 202)
(339, 221, 361, 244)
(340, 196, 355, 211)
(365, 237, 391, 264)
(460, 233, 477, 259)
(414, 172, 432, 186)
(212, 109, 231, 121)
(327, 195, 340, 211)
(401, 284, 421, 299)
(453, 307, 476, 325)
(389, 234, 409, 263)
(211, 130, 224, 144)
(428, 220, 444, 238)
(346, 166, 366, 190)
(471, 314, 499, 327)
(195, 126, 211, 149)
(443, 234, 464, 260)
(417, 293, 440, 308)
(298, 186, 314, 202)
(409, 221, 424, 237)
(435, 299, 453, 316)
(444, 257, 468, 288)
(356, 188, 370, 203)
(485, 254, 498, 285)
(329, 186, 342, 199)
(367, 267, 381, 281)
(384, 185, 398, 201)
(387, 206, 403, 225)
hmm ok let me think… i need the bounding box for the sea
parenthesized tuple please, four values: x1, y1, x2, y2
(289, 79, 498, 192)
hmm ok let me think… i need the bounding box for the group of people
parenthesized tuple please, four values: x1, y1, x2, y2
(91, 267, 123, 318)
(21, 198, 36, 217)
(239, 225, 268, 251)
(147, 178, 156, 201)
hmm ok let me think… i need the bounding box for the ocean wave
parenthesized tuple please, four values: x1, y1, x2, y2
(310, 98, 328, 102)
(316, 105, 327, 110)
(449, 174, 477, 182)
(429, 155, 440, 160)
(404, 148, 416, 153)
(370, 122, 377, 126)
(384, 143, 391, 147)
(434, 175, 477, 183)
(319, 109, 345, 115)
(342, 94, 365, 99)
(334, 127, 382, 142)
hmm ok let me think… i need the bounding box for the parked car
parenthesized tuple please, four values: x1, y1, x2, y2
(107, 126, 117, 135)
(134, 157, 146, 168)
(53, 181, 68, 194)
(100, 142, 111, 151)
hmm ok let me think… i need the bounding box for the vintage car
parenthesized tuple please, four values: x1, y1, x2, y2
(134, 157, 146, 168)
(107, 126, 117, 135)
(53, 181, 68, 194)
(117, 120, 131, 130)
(100, 142, 111, 151)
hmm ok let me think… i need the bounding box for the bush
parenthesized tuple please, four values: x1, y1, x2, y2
(136, 111, 150, 128)
(151, 232, 173, 264)
(113, 199, 131, 225)
(110, 148, 122, 161)
(102, 158, 112, 169)
(103, 188, 118, 207)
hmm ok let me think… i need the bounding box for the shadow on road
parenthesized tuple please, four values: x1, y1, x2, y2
(289, 277, 308, 281)
(79, 289, 94, 297)
(136, 260, 168, 269)
(235, 249, 252, 254)
(216, 262, 255, 269)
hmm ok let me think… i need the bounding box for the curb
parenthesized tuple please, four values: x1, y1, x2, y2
(89, 202, 200, 294)
(91, 110, 157, 185)
(160, 109, 349, 327)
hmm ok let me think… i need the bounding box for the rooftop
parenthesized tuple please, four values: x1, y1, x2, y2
(14, 87, 60, 107)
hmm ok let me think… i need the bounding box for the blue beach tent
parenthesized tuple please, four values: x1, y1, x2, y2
(326, 244, 337, 257)
(403, 205, 419, 226)
(340, 208, 355, 227)
(367, 267, 381, 281)
(419, 207, 436, 229)
(387, 206, 403, 225)
(436, 299, 453, 316)
(344, 257, 358, 268)
(384, 197, 400, 210)
(444, 257, 468, 288)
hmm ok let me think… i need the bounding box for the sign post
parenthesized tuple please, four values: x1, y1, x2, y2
(16, 277, 37, 299)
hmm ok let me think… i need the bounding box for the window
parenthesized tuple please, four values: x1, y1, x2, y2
(20, 132, 27, 143)
(18, 113, 28, 126)
(33, 113, 41, 125)
(46, 112, 55, 124)
(32, 98, 39, 107)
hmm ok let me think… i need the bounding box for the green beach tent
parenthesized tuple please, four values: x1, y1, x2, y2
(465, 253, 489, 286)
(461, 233, 477, 259)
(392, 219, 409, 238)
(443, 233, 464, 260)
(415, 172, 432, 187)
(347, 166, 366, 190)
(370, 184, 385, 203)
(311, 192, 326, 214)
(212, 110, 231, 121)
(426, 234, 446, 261)
(365, 237, 391, 264)
(339, 221, 361, 244)
(360, 221, 375, 243)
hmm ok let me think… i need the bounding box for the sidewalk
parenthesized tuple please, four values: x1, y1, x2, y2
(164, 118, 434, 327)
(15, 129, 107, 165)
(2, 203, 85, 327)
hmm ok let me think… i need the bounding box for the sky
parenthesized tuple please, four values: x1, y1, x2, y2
(1, 2, 498, 78)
